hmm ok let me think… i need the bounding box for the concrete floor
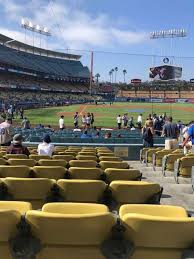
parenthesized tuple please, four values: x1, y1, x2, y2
(129, 161, 194, 214)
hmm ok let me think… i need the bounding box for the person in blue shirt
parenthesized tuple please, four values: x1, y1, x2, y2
(182, 121, 194, 152)
(80, 130, 92, 139)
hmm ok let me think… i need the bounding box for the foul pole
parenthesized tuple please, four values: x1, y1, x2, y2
(90, 51, 94, 95)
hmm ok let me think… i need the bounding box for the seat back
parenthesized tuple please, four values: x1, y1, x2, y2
(3, 178, 55, 209)
(4, 154, 28, 160)
(26, 210, 116, 259)
(179, 157, 194, 177)
(29, 155, 51, 161)
(52, 155, 75, 162)
(69, 167, 103, 180)
(69, 160, 97, 168)
(121, 214, 194, 249)
(105, 169, 141, 182)
(57, 179, 106, 203)
(38, 159, 67, 167)
(99, 161, 129, 170)
(110, 181, 161, 207)
(0, 165, 31, 178)
(99, 156, 122, 162)
(8, 159, 37, 167)
(32, 166, 67, 180)
(76, 155, 98, 161)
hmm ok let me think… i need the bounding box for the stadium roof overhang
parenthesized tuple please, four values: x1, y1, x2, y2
(0, 33, 81, 61)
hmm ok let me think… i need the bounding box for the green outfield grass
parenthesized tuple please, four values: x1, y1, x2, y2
(21, 102, 194, 128)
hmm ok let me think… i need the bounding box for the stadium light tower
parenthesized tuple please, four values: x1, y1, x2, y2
(21, 18, 51, 50)
(150, 29, 187, 39)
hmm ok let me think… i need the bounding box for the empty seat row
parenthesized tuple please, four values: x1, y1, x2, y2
(0, 165, 141, 181)
(0, 202, 193, 259)
(0, 158, 129, 170)
(0, 178, 162, 209)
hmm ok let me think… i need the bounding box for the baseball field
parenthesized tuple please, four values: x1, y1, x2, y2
(23, 102, 193, 128)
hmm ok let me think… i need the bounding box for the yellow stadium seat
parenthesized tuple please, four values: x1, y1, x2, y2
(78, 152, 96, 156)
(76, 155, 98, 161)
(38, 159, 67, 167)
(42, 202, 109, 214)
(64, 151, 77, 156)
(52, 155, 75, 162)
(99, 161, 129, 170)
(104, 169, 142, 183)
(99, 156, 122, 162)
(0, 210, 22, 259)
(4, 154, 28, 160)
(153, 149, 175, 170)
(2, 178, 56, 209)
(68, 167, 103, 180)
(162, 153, 184, 176)
(97, 153, 115, 157)
(32, 166, 67, 180)
(175, 156, 194, 181)
(29, 155, 51, 161)
(119, 204, 188, 218)
(69, 160, 97, 168)
(57, 179, 107, 203)
(0, 200, 32, 214)
(109, 181, 162, 209)
(0, 158, 7, 165)
(120, 205, 194, 259)
(25, 207, 116, 259)
(8, 159, 37, 167)
(145, 147, 163, 166)
(0, 165, 31, 178)
(139, 148, 150, 163)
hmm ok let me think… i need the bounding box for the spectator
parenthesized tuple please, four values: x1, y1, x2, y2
(153, 117, 162, 136)
(86, 113, 91, 128)
(122, 113, 128, 128)
(104, 132, 111, 139)
(91, 113, 94, 127)
(128, 117, 134, 128)
(137, 114, 143, 129)
(0, 118, 14, 146)
(37, 134, 54, 157)
(6, 134, 30, 156)
(21, 117, 31, 129)
(116, 115, 122, 129)
(59, 115, 65, 130)
(142, 120, 154, 147)
(73, 112, 79, 128)
(182, 121, 194, 153)
(162, 116, 179, 149)
(82, 115, 87, 128)
(94, 132, 100, 138)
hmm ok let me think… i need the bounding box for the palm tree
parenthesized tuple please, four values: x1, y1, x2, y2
(95, 73, 100, 85)
(111, 69, 114, 83)
(109, 71, 112, 83)
(114, 67, 118, 83)
(123, 69, 127, 83)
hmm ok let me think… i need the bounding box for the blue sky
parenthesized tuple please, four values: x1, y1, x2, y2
(0, 0, 194, 81)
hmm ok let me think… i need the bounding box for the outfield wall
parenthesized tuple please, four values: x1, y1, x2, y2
(117, 90, 194, 99)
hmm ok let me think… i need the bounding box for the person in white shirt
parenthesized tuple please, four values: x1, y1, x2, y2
(37, 134, 54, 157)
(59, 115, 64, 130)
(116, 115, 122, 129)
(137, 114, 143, 129)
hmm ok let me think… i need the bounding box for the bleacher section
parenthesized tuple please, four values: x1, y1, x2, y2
(0, 44, 90, 80)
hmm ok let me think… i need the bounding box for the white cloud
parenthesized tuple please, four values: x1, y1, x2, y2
(0, 0, 148, 50)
